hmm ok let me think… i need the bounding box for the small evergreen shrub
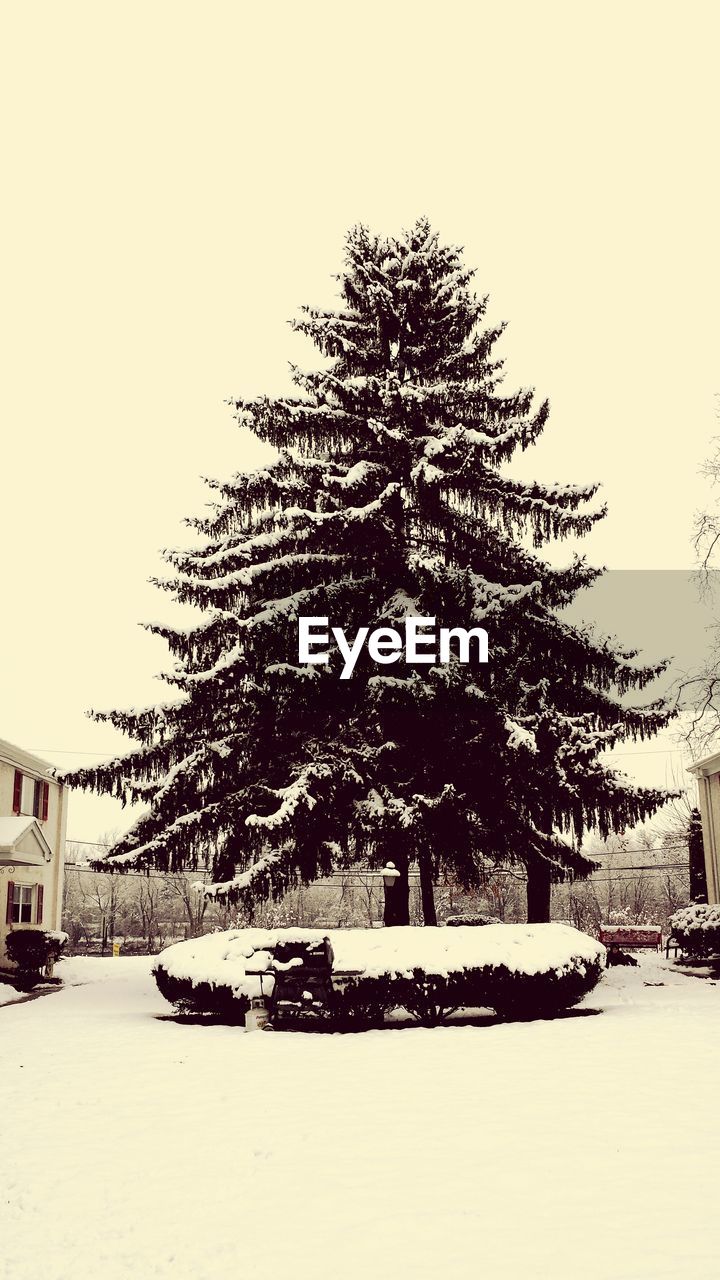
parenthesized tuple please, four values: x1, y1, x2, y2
(670, 904, 720, 958)
(5, 929, 67, 991)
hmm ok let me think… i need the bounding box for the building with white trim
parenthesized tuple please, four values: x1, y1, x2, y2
(687, 750, 720, 903)
(0, 738, 68, 967)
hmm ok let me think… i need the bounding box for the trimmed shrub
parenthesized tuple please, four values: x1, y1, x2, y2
(670, 904, 720, 958)
(326, 976, 391, 1029)
(487, 960, 604, 1020)
(5, 929, 68, 991)
(154, 924, 605, 1028)
(330, 959, 603, 1027)
(152, 964, 252, 1022)
(330, 971, 466, 1029)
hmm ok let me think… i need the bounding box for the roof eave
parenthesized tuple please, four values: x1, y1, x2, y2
(0, 737, 57, 779)
(688, 750, 720, 778)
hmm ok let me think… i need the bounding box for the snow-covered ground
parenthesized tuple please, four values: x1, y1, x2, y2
(0, 982, 25, 1006)
(2, 952, 719, 1280)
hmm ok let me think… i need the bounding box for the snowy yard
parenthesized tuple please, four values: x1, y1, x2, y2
(2, 953, 720, 1280)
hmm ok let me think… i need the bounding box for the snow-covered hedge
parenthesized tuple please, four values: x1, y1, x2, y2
(153, 924, 605, 1027)
(4, 928, 68, 990)
(670, 904, 720, 957)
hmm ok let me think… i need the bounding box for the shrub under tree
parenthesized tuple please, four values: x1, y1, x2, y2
(153, 923, 606, 1027)
(64, 219, 672, 922)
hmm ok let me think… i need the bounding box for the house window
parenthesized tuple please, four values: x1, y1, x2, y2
(21, 775, 36, 815)
(11, 884, 34, 924)
(5, 881, 43, 926)
(12, 771, 49, 821)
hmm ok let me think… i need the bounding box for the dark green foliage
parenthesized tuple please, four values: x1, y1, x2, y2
(5, 929, 66, 991)
(152, 963, 251, 1022)
(63, 220, 673, 916)
(332, 958, 603, 1026)
(329, 977, 390, 1029)
(487, 961, 604, 1019)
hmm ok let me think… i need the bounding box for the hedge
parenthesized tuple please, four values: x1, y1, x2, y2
(153, 924, 605, 1028)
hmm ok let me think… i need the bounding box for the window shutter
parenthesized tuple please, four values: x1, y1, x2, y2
(12, 771, 22, 815)
(33, 779, 41, 818)
(6, 882, 14, 925)
(36, 884, 44, 925)
(41, 782, 49, 822)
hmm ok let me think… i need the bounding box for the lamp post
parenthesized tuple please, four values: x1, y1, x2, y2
(381, 861, 401, 926)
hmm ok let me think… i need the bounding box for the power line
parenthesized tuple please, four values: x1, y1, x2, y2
(588, 845, 689, 855)
(63, 863, 423, 883)
(66, 837, 691, 855)
(65, 862, 688, 882)
(67, 839, 122, 847)
(40, 744, 695, 760)
(31, 749, 120, 757)
(65, 864, 211, 881)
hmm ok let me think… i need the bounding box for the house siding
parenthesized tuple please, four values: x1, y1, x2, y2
(0, 739, 68, 966)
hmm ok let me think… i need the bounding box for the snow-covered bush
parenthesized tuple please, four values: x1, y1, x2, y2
(5, 929, 68, 990)
(445, 913, 500, 927)
(670, 904, 720, 957)
(153, 924, 605, 1027)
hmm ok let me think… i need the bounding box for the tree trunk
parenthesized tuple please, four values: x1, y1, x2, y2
(526, 862, 552, 923)
(689, 808, 708, 903)
(419, 852, 437, 925)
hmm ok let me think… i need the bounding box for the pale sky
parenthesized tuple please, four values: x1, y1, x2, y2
(1, 1, 718, 842)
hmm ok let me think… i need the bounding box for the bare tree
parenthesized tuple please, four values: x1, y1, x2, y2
(136, 876, 166, 953)
(483, 869, 524, 922)
(676, 414, 720, 751)
(164, 872, 209, 938)
(79, 871, 126, 953)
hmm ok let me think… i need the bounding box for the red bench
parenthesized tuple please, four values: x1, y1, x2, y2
(599, 925, 662, 956)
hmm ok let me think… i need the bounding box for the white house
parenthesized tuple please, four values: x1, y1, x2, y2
(0, 737, 68, 967)
(687, 749, 720, 904)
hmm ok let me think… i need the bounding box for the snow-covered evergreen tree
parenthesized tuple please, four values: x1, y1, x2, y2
(64, 220, 672, 922)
